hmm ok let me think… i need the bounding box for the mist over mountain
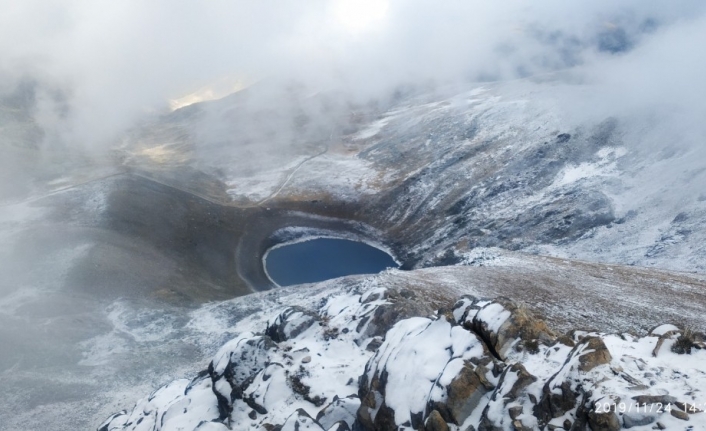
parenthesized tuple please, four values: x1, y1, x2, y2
(1, 1, 705, 151)
(2, 2, 706, 431)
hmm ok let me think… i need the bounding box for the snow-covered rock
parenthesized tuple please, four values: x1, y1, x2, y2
(478, 362, 538, 431)
(453, 296, 555, 361)
(265, 307, 321, 343)
(358, 316, 492, 430)
(535, 335, 613, 430)
(97, 374, 223, 431)
(316, 396, 360, 430)
(99, 277, 706, 431)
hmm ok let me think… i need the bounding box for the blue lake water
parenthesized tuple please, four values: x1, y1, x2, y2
(264, 238, 398, 286)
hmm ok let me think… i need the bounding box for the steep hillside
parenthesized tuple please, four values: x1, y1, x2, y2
(121, 78, 706, 274)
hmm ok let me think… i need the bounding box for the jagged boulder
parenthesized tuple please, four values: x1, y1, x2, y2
(97, 373, 225, 431)
(316, 396, 360, 430)
(453, 296, 554, 360)
(575, 335, 612, 372)
(535, 335, 612, 428)
(356, 287, 439, 338)
(281, 409, 326, 431)
(585, 396, 621, 431)
(209, 333, 279, 419)
(425, 410, 450, 431)
(266, 307, 320, 342)
(327, 422, 351, 431)
(427, 358, 497, 426)
(358, 316, 492, 430)
(478, 363, 537, 431)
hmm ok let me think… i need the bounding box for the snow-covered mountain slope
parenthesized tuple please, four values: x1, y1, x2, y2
(330, 81, 706, 273)
(99, 256, 706, 431)
(121, 77, 706, 274)
(4, 77, 706, 431)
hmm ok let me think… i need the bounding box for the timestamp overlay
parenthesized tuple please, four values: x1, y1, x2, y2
(595, 400, 705, 414)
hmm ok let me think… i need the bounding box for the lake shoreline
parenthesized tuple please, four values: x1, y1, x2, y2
(264, 237, 398, 287)
(235, 209, 399, 291)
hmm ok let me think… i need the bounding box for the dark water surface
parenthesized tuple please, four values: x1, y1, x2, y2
(265, 238, 398, 286)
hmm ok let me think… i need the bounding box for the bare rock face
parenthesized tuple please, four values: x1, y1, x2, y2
(575, 336, 612, 372)
(586, 397, 621, 431)
(453, 296, 555, 360)
(424, 410, 450, 431)
(357, 316, 492, 430)
(429, 358, 497, 426)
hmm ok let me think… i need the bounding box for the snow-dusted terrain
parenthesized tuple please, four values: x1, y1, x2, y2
(122, 78, 706, 274)
(98, 259, 706, 431)
(3, 75, 706, 431)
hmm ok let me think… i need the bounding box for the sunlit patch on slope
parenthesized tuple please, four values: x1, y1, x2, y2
(127, 143, 191, 165)
(169, 77, 254, 111)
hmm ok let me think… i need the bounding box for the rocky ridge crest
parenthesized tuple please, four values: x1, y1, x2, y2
(99, 283, 706, 431)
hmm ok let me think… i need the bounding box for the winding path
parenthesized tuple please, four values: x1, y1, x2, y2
(1, 141, 331, 210)
(256, 143, 328, 206)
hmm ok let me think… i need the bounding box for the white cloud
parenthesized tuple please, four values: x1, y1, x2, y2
(0, 0, 705, 150)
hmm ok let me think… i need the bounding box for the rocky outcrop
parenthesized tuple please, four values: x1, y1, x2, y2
(209, 334, 280, 419)
(356, 296, 619, 431)
(280, 409, 326, 431)
(478, 363, 537, 431)
(265, 306, 321, 342)
(356, 287, 440, 338)
(453, 296, 554, 360)
(97, 372, 226, 431)
(356, 296, 704, 431)
(316, 396, 360, 430)
(431, 358, 496, 425)
(100, 284, 450, 431)
(535, 335, 613, 429)
(357, 316, 493, 430)
(99, 283, 706, 431)
(424, 410, 450, 431)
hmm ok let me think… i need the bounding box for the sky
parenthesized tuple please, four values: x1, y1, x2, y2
(0, 0, 705, 150)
